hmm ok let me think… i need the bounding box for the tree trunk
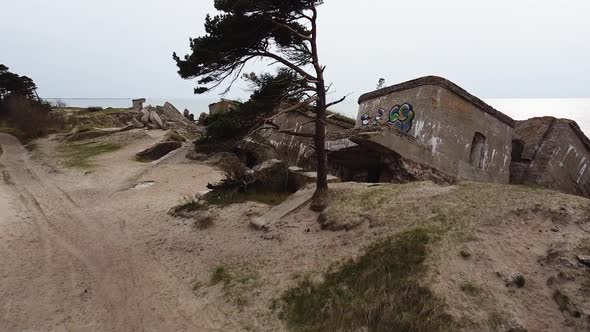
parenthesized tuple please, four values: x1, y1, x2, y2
(309, 6, 329, 212)
(314, 85, 328, 190)
(310, 73, 329, 211)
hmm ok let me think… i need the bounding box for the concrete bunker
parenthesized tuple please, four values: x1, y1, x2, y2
(132, 98, 146, 111)
(251, 76, 590, 199)
(326, 76, 515, 185)
(510, 117, 590, 197)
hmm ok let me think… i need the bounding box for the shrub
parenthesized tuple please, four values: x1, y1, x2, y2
(86, 106, 103, 113)
(218, 156, 254, 191)
(205, 111, 243, 141)
(2, 95, 65, 141)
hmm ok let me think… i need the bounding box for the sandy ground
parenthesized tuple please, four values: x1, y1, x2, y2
(2, 128, 590, 332)
(0, 129, 350, 332)
(0, 131, 233, 331)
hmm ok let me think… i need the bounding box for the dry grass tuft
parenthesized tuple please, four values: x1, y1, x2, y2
(58, 141, 121, 168)
(211, 265, 260, 308)
(281, 228, 455, 331)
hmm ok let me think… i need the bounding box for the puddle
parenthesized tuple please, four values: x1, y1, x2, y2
(133, 181, 155, 189)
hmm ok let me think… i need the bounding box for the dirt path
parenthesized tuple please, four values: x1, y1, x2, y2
(0, 133, 231, 332)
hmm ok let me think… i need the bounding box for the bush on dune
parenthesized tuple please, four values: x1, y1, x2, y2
(0, 65, 65, 142)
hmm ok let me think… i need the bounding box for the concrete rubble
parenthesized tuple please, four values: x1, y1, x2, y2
(125, 100, 203, 140)
(136, 141, 183, 162)
(288, 166, 341, 191)
(131, 106, 167, 130)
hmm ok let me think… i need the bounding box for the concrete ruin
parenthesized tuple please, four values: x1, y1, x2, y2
(208, 99, 239, 116)
(128, 101, 201, 139)
(323, 76, 590, 197)
(132, 98, 146, 111)
(267, 109, 355, 167)
(328, 76, 514, 184)
(232, 76, 589, 198)
(511, 117, 590, 197)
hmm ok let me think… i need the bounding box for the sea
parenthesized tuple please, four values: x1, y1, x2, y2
(43, 97, 590, 136)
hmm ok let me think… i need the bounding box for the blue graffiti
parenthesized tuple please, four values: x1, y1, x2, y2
(387, 103, 415, 133)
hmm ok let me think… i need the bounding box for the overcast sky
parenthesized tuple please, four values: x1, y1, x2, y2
(1, 0, 589, 113)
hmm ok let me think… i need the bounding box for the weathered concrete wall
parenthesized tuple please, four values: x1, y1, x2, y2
(355, 77, 514, 183)
(208, 99, 238, 116)
(512, 117, 590, 197)
(268, 111, 354, 168)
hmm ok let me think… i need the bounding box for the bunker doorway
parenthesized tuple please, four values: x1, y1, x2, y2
(469, 132, 487, 169)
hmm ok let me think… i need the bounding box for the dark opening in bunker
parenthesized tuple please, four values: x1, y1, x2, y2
(328, 146, 385, 183)
(511, 139, 525, 162)
(469, 132, 487, 169)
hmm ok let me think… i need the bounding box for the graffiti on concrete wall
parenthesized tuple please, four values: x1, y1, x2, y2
(361, 113, 372, 127)
(361, 103, 415, 134)
(387, 103, 415, 133)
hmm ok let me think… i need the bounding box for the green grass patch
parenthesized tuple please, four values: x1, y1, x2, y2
(460, 281, 480, 295)
(59, 141, 121, 168)
(281, 228, 454, 331)
(170, 190, 290, 217)
(54, 107, 129, 115)
(211, 266, 233, 286)
(210, 265, 260, 308)
(84, 107, 130, 115)
(204, 189, 291, 206)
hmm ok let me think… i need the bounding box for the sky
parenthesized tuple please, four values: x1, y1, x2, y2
(1, 0, 590, 114)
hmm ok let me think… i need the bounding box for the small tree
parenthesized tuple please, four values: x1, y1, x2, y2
(0, 65, 62, 140)
(0, 64, 38, 102)
(174, 0, 346, 209)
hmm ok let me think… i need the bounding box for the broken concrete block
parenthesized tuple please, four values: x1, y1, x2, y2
(131, 118, 145, 128)
(288, 168, 341, 191)
(118, 125, 135, 132)
(252, 159, 288, 192)
(250, 217, 269, 230)
(136, 141, 182, 161)
(149, 111, 164, 128)
(161, 102, 186, 122)
(577, 255, 590, 268)
(140, 108, 150, 123)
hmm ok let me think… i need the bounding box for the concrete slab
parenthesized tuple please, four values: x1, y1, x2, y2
(251, 188, 315, 229)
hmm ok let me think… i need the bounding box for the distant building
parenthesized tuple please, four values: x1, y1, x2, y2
(208, 99, 239, 116)
(132, 98, 146, 111)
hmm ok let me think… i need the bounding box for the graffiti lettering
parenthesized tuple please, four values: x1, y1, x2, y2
(361, 113, 371, 126)
(387, 103, 415, 133)
(360, 103, 416, 134)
